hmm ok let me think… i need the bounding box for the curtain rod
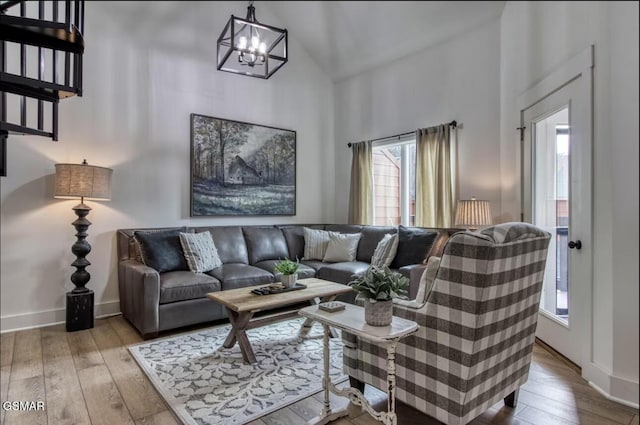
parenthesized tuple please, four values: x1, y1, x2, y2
(347, 120, 460, 148)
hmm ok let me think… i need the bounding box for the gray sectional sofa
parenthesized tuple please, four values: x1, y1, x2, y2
(116, 224, 459, 339)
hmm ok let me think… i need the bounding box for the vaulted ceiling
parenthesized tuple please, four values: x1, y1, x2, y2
(266, 1, 506, 81)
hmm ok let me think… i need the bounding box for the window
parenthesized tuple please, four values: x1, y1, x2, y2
(372, 138, 416, 226)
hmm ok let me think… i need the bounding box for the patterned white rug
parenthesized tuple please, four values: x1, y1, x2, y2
(129, 318, 346, 425)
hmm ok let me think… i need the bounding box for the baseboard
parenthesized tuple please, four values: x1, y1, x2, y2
(583, 361, 639, 408)
(0, 300, 121, 333)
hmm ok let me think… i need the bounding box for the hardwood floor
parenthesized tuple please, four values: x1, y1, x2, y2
(0, 316, 637, 425)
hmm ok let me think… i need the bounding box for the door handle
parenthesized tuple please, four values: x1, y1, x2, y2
(568, 240, 582, 250)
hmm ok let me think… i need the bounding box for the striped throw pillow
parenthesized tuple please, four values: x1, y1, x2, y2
(370, 233, 399, 267)
(179, 231, 222, 273)
(303, 228, 335, 260)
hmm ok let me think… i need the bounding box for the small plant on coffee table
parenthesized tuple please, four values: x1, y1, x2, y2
(275, 258, 300, 288)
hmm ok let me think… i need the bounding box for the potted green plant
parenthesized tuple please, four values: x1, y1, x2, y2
(274, 258, 300, 288)
(348, 266, 409, 326)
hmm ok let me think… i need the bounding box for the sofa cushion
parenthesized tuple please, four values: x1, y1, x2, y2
(317, 261, 370, 285)
(198, 226, 249, 264)
(323, 232, 362, 262)
(279, 225, 325, 260)
(300, 260, 327, 272)
(207, 264, 274, 290)
(134, 229, 189, 273)
(179, 231, 222, 273)
(391, 225, 438, 268)
(159, 271, 221, 304)
(243, 227, 290, 265)
(254, 260, 316, 280)
(356, 226, 397, 262)
(370, 233, 399, 268)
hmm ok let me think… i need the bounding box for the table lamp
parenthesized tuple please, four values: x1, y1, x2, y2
(54, 159, 113, 331)
(454, 197, 492, 231)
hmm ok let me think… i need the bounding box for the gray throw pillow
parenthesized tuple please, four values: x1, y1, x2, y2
(391, 225, 438, 268)
(179, 231, 222, 273)
(323, 232, 362, 262)
(134, 230, 188, 273)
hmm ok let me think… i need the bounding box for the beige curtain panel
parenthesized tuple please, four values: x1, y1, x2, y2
(348, 141, 374, 225)
(415, 125, 457, 227)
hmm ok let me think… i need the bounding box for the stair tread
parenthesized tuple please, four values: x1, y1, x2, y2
(1, 73, 78, 99)
(1, 15, 84, 53)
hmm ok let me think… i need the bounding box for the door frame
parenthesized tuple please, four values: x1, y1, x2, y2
(516, 45, 594, 368)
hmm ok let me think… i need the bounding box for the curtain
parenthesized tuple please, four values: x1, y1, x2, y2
(415, 125, 457, 227)
(348, 141, 373, 225)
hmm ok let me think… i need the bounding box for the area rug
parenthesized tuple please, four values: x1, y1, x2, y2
(129, 318, 346, 425)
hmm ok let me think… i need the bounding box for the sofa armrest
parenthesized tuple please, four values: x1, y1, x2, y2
(118, 260, 161, 338)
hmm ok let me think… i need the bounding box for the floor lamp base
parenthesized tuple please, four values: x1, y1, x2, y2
(66, 290, 94, 332)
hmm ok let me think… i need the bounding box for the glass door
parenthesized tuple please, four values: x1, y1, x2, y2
(533, 108, 570, 324)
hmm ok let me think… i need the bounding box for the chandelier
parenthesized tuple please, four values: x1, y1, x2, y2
(217, 1, 288, 79)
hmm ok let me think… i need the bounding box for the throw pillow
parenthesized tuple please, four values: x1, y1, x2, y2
(303, 228, 334, 260)
(323, 233, 362, 263)
(134, 229, 188, 273)
(179, 231, 222, 273)
(370, 233, 399, 268)
(415, 256, 441, 304)
(391, 225, 438, 268)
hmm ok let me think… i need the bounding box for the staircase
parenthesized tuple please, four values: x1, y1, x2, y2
(0, 0, 85, 176)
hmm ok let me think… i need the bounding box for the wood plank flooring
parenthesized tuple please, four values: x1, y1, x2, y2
(0, 315, 637, 425)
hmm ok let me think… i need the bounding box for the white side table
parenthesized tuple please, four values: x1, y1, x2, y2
(299, 304, 419, 425)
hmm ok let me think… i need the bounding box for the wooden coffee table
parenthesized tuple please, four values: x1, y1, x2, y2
(206, 278, 353, 364)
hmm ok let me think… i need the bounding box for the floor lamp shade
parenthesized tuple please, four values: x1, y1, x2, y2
(54, 162, 113, 201)
(54, 160, 112, 332)
(455, 197, 492, 229)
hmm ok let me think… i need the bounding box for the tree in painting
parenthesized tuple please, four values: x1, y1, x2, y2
(191, 114, 296, 216)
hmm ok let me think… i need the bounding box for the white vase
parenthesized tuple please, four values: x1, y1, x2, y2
(364, 298, 393, 326)
(281, 273, 298, 288)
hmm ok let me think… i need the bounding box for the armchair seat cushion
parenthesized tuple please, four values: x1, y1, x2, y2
(159, 271, 221, 304)
(207, 263, 274, 290)
(317, 261, 370, 285)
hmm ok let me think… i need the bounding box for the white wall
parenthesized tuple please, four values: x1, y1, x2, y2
(333, 19, 502, 223)
(499, 0, 639, 406)
(0, 1, 336, 331)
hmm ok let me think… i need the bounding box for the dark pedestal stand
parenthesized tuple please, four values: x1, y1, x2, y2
(66, 202, 94, 332)
(67, 290, 94, 331)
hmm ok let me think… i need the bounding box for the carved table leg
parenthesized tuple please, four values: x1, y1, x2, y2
(386, 341, 399, 425)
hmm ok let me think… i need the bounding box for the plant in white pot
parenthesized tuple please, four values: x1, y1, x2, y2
(348, 266, 409, 326)
(274, 258, 300, 288)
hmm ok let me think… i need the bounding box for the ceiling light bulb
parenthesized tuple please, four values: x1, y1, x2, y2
(251, 36, 259, 49)
(238, 36, 247, 49)
(259, 42, 267, 54)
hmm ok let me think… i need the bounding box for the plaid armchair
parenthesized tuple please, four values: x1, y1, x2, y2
(343, 222, 551, 425)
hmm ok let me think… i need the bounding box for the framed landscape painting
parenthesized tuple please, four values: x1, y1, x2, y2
(190, 114, 296, 216)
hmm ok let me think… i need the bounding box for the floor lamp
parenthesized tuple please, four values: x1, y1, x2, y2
(454, 197, 492, 231)
(54, 159, 113, 332)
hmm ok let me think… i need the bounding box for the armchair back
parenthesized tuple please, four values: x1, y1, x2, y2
(343, 222, 551, 425)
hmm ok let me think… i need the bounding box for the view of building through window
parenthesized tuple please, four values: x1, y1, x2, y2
(372, 141, 416, 226)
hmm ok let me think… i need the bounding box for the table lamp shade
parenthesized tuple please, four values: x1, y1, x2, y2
(54, 162, 113, 201)
(455, 197, 492, 228)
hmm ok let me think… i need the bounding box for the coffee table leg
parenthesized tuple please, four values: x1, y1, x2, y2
(300, 296, 339, 338)
(223, 309, 257, 364)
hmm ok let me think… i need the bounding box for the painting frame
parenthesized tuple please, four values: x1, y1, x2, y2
(190, 113, 297, 217)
